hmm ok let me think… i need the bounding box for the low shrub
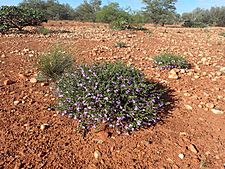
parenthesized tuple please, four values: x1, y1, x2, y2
(37, 26, 51, 35)
(219, 32, 225, 37)
(182, 20, 207, 28)
(55, 62, 168, 134)
(153, 53, 190, 69)
(109, 19, 148, 32)
(37, 47, 73, 81)
(109, 18, 129, 30)
(115, 41, 127, 48)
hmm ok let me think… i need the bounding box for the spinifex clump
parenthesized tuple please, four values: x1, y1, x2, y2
(55, 62, 168, 134)
(37, 47, 73, 81)
(153, 53, 190, 69)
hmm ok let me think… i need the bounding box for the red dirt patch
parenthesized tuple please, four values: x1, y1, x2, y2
(0, 21, 225, 168)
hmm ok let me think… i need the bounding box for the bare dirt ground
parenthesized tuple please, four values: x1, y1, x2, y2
(0, 21, 225, 169)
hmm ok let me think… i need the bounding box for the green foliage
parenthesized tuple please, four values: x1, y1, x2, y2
(153, 53, 190, 69)
(55, 62, 168, 133)
(182, 20, 207, 28)
(115, 42, 127, 48)
(109, 18, 130, 30)
(182, 6, 225, 27)
(142, 0, 178, 26)
(130, 11, 148, 23)
(96, 3, 131, 23)
(0, 5, 47, 33)
(74, 0, 101, 22)
(19, 0, 75, 20)
(37, 26, 51, 35)
(37, 47, 73, 81)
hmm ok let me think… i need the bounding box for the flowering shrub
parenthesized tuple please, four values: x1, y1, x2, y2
(55, 62, 168, 134)
(153, 53, 190, 69)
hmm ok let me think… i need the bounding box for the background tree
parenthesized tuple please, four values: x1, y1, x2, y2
(142, 0, 178, 26)
(181, 6, 225, 27)
(73, 0, 101, 22)
(19, 0, 74, 20)
(0, 6, 47, 33)
(96, 3, 131, 23)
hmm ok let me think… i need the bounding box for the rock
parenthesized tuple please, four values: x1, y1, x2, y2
(211, 108, 224, 115)
(13, 101, 20, 105)
(93, 138, 104, 144)
(180, 69, 186, 73)
(40, 124, 49, 130)
(4, 79, 15, 85)
(179, 132, 187, 136)
(220, 67, 225, 74)
(41, 82, 49, 86)
(188, 144, 198, 154)
(185, 104, 193, 110)
(194, 75, 200, 79)
(18, 73, 26, 79)
(30, 77, 37, 83)
(184, 93, 191, 97)
(187, 72, 193, 76)
(94, 150, 101, 159)
(205, 103, 215, 109)
(178, 153, 185, 159)
(216, 71, 222, 76)
(168, 69, 179, 79)
(201, 58, 207, 64)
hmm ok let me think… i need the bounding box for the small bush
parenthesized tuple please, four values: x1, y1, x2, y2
(153, 53, 190, 69)
(219, 32, 225, 37)
(115, 41, 127, 48)
(37, 47, 73, 81)
(37, 26, 51, 35)
(182, 20, 207, 28)
(109, 19, 148, 31)
(109, 18, 129, 30)
(55, 62, 168, 134)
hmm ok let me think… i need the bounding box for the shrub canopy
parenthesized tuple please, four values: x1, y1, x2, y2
(0, 5, 47, 33)
(55, 62, 168, 134)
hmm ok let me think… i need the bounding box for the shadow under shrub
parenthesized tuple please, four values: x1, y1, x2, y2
(55, 62, 172, 134)
(37, 47, 73, 81)
(153, 53, 190, 69)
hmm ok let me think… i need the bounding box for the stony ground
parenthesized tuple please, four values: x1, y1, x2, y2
(0, 21, 225, 169)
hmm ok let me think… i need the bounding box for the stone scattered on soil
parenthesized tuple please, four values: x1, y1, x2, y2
(188, 144, 198, 154)
(178, 154, 185, 159)
(41, 82, 49, 86)
(13, 101, 20, 105)
(40, 124, 49, 130)
(184, 93, 191, 97)
(180, 69, 186, 73)
(179, 132, 187, 136)
(4, 79, 15, 85)
(220, 67, 225, 74)
(211, 108, 224, 115)
(205, 103, 215, 109)
(30, 77, 37, 83)
(185, 104, 193, 110)
(168, 69, 179, 79)
(94, 150, 101, 159)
